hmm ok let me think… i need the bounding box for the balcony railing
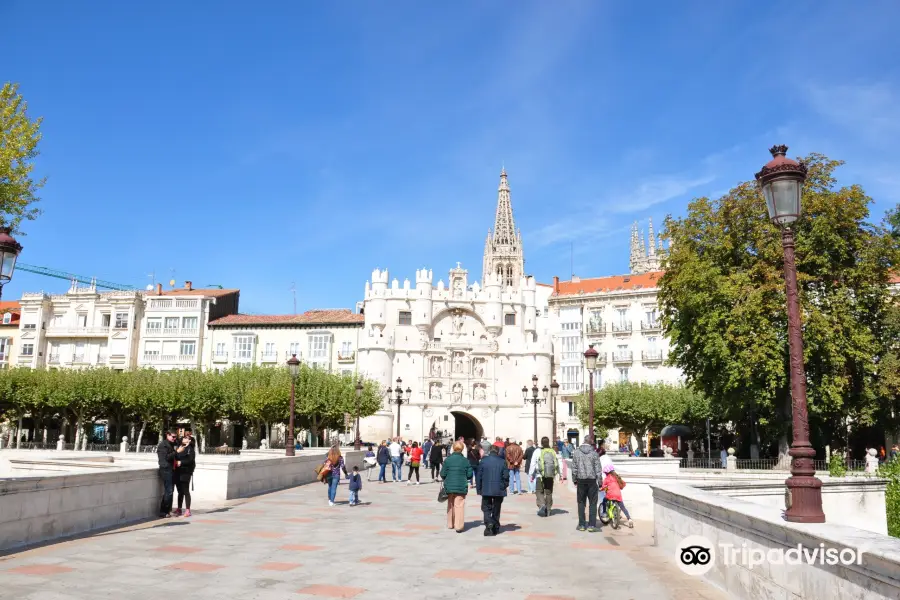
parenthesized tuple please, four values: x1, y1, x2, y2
(585, 321, 606, 335)
(175, 299, 198, 309)
(611, 322, 632, 333)
(641, 320, 661, 331)
(48, 353, 60, 364)
(144, 327, 199, 337)
(561, 351, 583, 361)
(641, 349, 663, 361)
(0, 352, 7, 362)
(212, 351, 228, 362)
(260, 352, 279, 363)
(148, 298, 199, 310)
(143, 353, 197, 364)
(46, 326, 111, 336)
(559, 382, 584, 395)
(98, 353, 108, 363)
(337, 351, 356, 362)
(612, 350, 633, 363)
(72, 354, 87, 364)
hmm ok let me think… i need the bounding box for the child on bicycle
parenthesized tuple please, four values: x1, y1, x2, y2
(600, 463, 634, 528)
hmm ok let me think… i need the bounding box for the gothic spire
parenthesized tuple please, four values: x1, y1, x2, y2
(492, 168, 516, 246)
(647, 218, 656, 256)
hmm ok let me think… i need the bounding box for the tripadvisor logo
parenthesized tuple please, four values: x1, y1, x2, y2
(676, 535, 864, 576)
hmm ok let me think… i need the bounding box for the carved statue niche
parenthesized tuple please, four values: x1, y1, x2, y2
(452, 310, 466, 336)
(452, 352, 465, 374)
(473, 385, 486, 402)
(429, 382, 442, 401)
(451, 382, 463, 404)
(431, 356, 444, 377)
(472, 358, 486, 378)
(453, 278, 464, 299)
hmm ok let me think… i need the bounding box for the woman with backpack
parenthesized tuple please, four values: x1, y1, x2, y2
(528, 436, 559, 517)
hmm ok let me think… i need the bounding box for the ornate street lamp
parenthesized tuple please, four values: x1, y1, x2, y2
(755, 144, 824, 523)
(523, 374, 545, 444)
(0, 228, 23, 302)
(285, 354, 301, 456)
(390, 377, 411, 437)
(550, 379, 560, 446)
(583, 344, 599, 443)
(354, 380, 364, 451)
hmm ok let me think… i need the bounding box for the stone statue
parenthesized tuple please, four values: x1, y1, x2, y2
(865, 448, 879, 474)
(474, 360, 485, 378)
(429, 383, 442, 400)
(432, 358, 442, 377)
(452, 311, 465, 335)
(453, 279, 464, 299)
(260, 438, 269, 449)
(474, 386, 486, 402)
(453, 353, 464, 374)
(452, 383, 463, 404)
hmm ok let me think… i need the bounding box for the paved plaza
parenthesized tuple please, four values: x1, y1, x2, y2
(1, 474, 728, 600)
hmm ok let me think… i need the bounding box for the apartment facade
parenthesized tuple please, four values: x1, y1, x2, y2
(205, 309, 364, 373)
(0, 301, 21, 368)
(138, 282, 239, 371)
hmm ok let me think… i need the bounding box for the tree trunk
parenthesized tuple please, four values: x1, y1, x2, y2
(265, 421, 271, 445)
(42, 426, 48, 445)
(73, 413, 82, 450)
(16, 416, 23, 448)
(129, 422, 136, 442)
(311, 415, 319, 448)
(136, 421, 147, 450)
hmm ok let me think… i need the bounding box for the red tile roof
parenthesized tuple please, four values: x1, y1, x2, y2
(0, 300, 21, 325)
(209, 309, 364, 327)
(553, 271, 664, 296)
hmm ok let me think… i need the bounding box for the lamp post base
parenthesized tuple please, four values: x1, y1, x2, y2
(285, 435, 295, 457)
(784, 446, 824, 523)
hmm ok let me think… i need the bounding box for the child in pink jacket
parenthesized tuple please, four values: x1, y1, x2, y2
(601, 464, 634, 528)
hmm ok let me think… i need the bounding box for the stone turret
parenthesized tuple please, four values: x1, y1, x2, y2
(367, 268, 389, 331)
(414, 268, 433, 332)
(522, 275, 537, 335)
(483, 270, 503, 334)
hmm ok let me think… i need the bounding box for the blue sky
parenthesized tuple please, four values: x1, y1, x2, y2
(3, 1, 899, 314)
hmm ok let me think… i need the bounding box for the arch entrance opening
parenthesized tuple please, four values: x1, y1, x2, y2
(451, 411, 484, 442)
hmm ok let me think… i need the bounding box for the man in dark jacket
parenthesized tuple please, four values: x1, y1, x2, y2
(523, 440, 536, 494)
(422, 438, 433, 470)
(156, 431, 177, 517)
(376, 441, 391, 483)
(570, 435, 604, 532)
(476, 445, 510, 536)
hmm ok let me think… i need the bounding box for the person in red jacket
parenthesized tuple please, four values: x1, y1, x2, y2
(406, 441, 424, 485)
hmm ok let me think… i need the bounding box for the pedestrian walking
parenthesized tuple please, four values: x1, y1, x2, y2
(407, 441, 423, 485)
(441, 441, 474, 533)
(324, 446, 349, 506)
(523, 440, 537, 494)
(422, 438, 433, 471)
(571, 435, 603, 532)
(505, 439, 524, 494)
(376, 441, 390, 482)
(560, 439, 572, 482)
(173, 430, 196, 517)
(389, 437, 403, 482)
(467, 440, 481, 488)
(528, 436, 559, 517)
(156, 431, 177, 517)
(348, 466, 363, 506)
(477, 444, 509, 536)
(430, 439, 445, 481)
(364, 444, 377, 481)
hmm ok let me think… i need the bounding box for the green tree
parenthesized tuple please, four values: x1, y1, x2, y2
(575, 382, 708, 452)
(887, 203, 900, 239)
(0, 83, 44, 230)
(659, 153, 900, 460)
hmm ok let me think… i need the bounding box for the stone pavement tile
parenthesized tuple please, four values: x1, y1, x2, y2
(359, 556, 393, 563)
(258, 562, 303, 571)
(478, 547, 522, 555)
(247, 531, 287, 539)
(193, 518, 233, 524)
(7, 565, 75, 576)
(296, 584, 366, 598)
(434, 569, 491, 581)
(376, 530, 417, 537)
(570, 542, 620, 550)
(406, 524, 441, 530)
(153, 544, 203, 553)
(506, 531, 555, 538)
(167, 561, 225, 573)
(280, 544, 325, 551)
(286, 517, 315, 523)
(526, 595, 576, 600)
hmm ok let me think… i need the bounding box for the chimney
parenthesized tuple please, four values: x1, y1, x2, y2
(156, 283, 162, 295)
(185, 281, 192, 291)
(553, 276, 559, 294)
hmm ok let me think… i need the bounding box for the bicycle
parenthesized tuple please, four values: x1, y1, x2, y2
(600, 498, 621, 529)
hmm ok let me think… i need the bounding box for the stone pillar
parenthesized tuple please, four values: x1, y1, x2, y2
(687, 448, 695, 461)
(726, 447, 737, 471)
(56, 434, 65, 451)
(120, 436, 129, 453)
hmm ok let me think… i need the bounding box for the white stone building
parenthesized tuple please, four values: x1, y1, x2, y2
(0, 301, 21, 368)
(548, 223, 682, 446)
(357, 171, 555, 444)
(204, 309, 363, 374)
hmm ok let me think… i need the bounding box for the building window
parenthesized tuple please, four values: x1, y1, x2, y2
(146, 318, 162, 331)
(51, 313, 64, 327)
(234, 336, 254, 360)
(340, 341, 352, 355)
(21, 343, 34, 356)
(77, 313, 87, 327)
(618, 367, 629, 383)
(182, 317, 198, 330)
(561, 321, 581, 332)
(560, 365, 582, 394)
(398, 311, 412, 326)
(308, 334, 329, 360)
(215, 342, 226, 356)
(164, 317, 179, 330)
(1, 313, 10, 325)
(101, 313, 111, 327)
(504, 313, 516, 326)
(22, 323, 36, 330)
(289, 342, 301, 357)
(180, 341, 196, 356)
(568, 401, 576, 417)
(645, 308, 658, 327)
(144, 341, 160, 356)
(264, 342, 275, 356)
(114, 312, 129, 329)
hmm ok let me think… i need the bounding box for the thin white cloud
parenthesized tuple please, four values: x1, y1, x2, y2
(804, 82, 900, 143)
(607, 174, 716, 214)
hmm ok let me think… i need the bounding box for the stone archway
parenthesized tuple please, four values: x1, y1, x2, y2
(451, 411, 484, 442)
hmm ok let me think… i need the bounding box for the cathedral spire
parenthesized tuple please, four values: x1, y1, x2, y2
(647, 218, 656, 256)
(483, 168, 524, 287)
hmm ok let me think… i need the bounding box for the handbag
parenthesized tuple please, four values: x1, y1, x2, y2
(315, 459, 333, 482)
(437, 483, 449, 503)
(411, 460, 420, 468)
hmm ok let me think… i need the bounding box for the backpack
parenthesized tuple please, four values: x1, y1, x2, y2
(540, 448, 557, 478)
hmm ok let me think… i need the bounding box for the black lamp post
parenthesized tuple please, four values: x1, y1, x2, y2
(523, 374, 546, 444)
(0, 228, 23, 302)
(583, 344, 599, 442)
(755, 144, 825, 523)
(390, 377, 411, 437)
(354, 380, 363, 451)
(550, 379, 559, 446)
(285, 354, 300, 456)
